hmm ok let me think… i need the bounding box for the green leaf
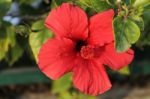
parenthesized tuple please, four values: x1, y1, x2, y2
(113, 17, 140, 52)
(0, 21, 12, 60)
(106, 0, 115, 5)
(0, 50, 7, 61)
(144, 4, 150, 12)
(118, 66, 130, 75)
(52, 74, 72, 94)
(113, 17, 131, 52)
(78, 0, 110, 12)
(0, 21, 22, 64)
(51, 0, 58, 9)
(31, 20, 45, 30)
(5, 44, 23, 66)
(133, 0, 150, 7)
(125, 19, 141, 44)
(29, 20, 53, 62)
(7, 26, 16, 47)
(58, 91, 72, 99)
(0, 37, 9, 60)
(0, 29, 9, 52)
(54, 0, 73, 6)
(129, 15, 144, 30)
(131, 0, 136, 5)
(77, 93, 96, 99)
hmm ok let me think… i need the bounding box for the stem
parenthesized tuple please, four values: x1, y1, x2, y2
(106, 0, 113, 6)
(117, 0, 122, 13)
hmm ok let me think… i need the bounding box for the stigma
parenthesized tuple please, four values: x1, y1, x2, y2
(80, 45, 95, 59)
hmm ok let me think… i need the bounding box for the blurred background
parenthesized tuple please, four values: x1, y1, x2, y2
(0, 0, 150, 99)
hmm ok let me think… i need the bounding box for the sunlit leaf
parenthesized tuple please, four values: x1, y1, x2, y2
(133, 0, 150, 7)
(118, 66, 130, 75)
(58, 91, 72, 99)
(7, 26, 16, 47)
(51, 0, 58, 9)
(131, 0, 136, 5)
(77, 93, 96, 99)
(0, 29, 9, 52)
(0, 38, 9, 60)
(78, 0, 110, 12)
(29, 20, 53, 62)
(129, 15, 144, 31)
(124, 19, 141, 44)
(113, 17, 140, 52)
(52, 74, 72, 94)
(0, 50, 7, 61)
(0, 22, 12, 60)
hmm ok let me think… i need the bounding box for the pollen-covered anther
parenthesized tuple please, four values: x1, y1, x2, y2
(80, 45, 95, 59)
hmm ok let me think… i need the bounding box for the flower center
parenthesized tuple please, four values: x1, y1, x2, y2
(75, 40, 87, 52)
(75, 40, 96, 59)
(80, 45, 95, 59)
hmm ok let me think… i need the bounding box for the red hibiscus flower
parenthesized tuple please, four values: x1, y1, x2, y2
(38, 3, 134, 95)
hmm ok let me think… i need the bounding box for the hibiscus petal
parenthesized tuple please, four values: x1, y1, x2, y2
(38, 38, 76, 80)
(73, 58, 111, 96)
(45, 3, 88, 40)
(101, 42, 134, 70)
(88, 9, 114, 46)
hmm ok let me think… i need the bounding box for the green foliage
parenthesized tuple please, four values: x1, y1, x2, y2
(133, 0, 150, 7)
(5, 44, 23, 66)
(52, 74, 72, 99)
(0, 22, 9, 60)
(7, 26, 16, 47)
(113, 17, 140, 52)
(77, 0, 111, 12)
(0, 34, 9, 60)
(51, 0, 58, 9)
(75, 93, 95, 99)
(0, 0, 12, 18)
(0, 21, 23, 65)
(52, 73, 96, 99)
(52, 74, 72, 93)
(129, 15, 144, 31)
(118, 66, 130, 75)
(135, 4, 150, 47)
(29, 20, 53, 62)
(112, 0, 150, 52)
